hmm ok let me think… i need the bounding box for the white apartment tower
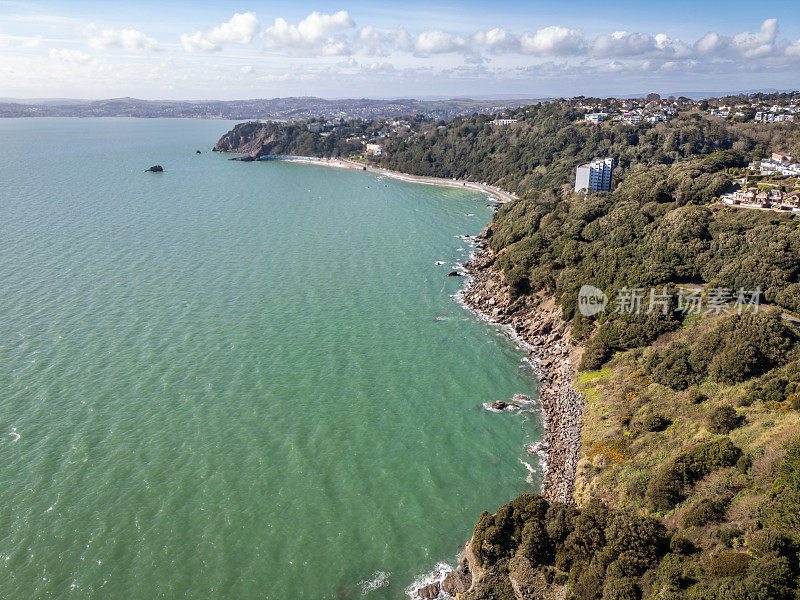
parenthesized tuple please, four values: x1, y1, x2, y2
(575, 157, 614, 193)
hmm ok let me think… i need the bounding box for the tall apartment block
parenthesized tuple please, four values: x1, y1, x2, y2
(575, 157, 614, 193)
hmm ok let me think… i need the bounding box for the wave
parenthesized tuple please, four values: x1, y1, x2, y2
(518, 458, 539, 485)
(359, 571, 390, 595)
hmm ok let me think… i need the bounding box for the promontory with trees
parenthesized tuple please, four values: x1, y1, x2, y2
(214, 92, 800, 600)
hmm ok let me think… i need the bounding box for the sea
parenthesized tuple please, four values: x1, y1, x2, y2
(0, 118, 542, 599)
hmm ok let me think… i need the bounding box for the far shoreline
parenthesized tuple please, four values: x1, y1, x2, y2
(236, 154, 519, 204)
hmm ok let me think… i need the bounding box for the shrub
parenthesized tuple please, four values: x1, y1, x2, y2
(646, 343, 701, 390)
(745, 361, 800, 408)
(706, 405, 741, 434)
(746, 529, 795, 558)
(683, 498, 726, 528)
(764, 437, 800, 534)
(505, 267, 531, 299)
(646, 439, 742, 511)
(572, 312, 596, 342)
(669, 535, 694, 555)
(581, 336, 613, 370)
(687, 388, 707, 404)
(466, 569, 517, 600)
(707, 552, 753, 578)
(706, 311, 795, 385)
(646, 466, 684, 511)
(602, 576, 638, 600)
(635, 414, 670, 433)
(718, 527, 742, 548)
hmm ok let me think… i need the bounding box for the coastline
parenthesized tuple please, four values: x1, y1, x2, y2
(255, 156, 518, 204)
(409, 233, 585, 600)
(460, 234, 584, 505)
(285, 155, 583, 497)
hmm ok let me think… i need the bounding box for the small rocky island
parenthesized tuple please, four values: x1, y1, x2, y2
(145, 165, 163, 172)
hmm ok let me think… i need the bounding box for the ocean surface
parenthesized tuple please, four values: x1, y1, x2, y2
(0, 118, 542, 599)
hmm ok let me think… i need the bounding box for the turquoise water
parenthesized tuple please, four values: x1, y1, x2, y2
(0, 118, 542, 599)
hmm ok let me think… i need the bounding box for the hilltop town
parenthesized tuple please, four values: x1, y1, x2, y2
(0, 95, 542, 121)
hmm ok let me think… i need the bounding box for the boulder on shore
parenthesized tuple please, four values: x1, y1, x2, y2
(145, 165, 163, 172)
(490, 400, 520, 411)
(447, 271, 461, 277)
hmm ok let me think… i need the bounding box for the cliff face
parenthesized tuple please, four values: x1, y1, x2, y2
(213, 121, 274, 156)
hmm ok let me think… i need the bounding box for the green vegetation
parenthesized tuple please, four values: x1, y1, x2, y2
(377, 102, 800, 198)
(465, 483, 800, 600)
(444, 98, 800, 599)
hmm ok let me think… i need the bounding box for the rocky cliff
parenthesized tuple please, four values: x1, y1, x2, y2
(213, 121, 273, 156)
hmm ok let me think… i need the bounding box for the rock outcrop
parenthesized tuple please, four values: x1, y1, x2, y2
(213, 121, 272, 155)
(489, 400, 520, 411)
(145, 165, 163, 172)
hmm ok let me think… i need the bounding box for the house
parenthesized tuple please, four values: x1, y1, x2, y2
(756, 191, 770, 206)
(584, 113, 606, 123)
(772, 152, 793, 163)
(492, 118, 518, 126)
(365, 143, 383, 156)
(770, 189, 785, 203)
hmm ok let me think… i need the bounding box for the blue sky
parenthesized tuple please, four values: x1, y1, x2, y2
(2, 0, 800, 99)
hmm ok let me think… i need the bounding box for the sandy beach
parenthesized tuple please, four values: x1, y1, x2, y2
(280, 156, 519, 204)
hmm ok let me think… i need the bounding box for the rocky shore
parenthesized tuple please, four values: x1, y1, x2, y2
(461, 226, 584, 505)
(412, 226, 585, 599)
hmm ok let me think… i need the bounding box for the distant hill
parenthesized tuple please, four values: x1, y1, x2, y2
(0, 96, 545, 120)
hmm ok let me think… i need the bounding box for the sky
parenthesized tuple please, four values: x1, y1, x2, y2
(1, 0, 800, 100)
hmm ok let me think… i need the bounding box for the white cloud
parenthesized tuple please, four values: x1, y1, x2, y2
(87, 26, 158, 51)
(413, 30, 466, 54)
(358, 25, 397, 56)
(592, 31, 654, 56)
(731, 18, 777, 58)
(180, 32, 218, 53)
(20, 34, 42, 48)
(695, 31, 727, 55)
(599, 60, 626, 73)
(182, 11, 260, 52)
(472, 28, 519, 54)
(261, 10, 354, 55)
(520, 26, 583, 55)
(49, 48, 92, 63)
(361, 61, 396, 74)
(653, 34, 691, 58)
(787, 40, 800, 57)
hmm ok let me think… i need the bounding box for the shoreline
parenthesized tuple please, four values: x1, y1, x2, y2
(251, 155, 519, 204)
(459, 235, 584, 505)
(409, 232, 585, 600)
